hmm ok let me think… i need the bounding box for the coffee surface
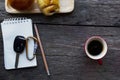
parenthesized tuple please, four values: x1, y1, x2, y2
(88, 40, 103, 56)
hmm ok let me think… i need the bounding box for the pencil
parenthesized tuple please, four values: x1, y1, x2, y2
(34, 24, 50, 76)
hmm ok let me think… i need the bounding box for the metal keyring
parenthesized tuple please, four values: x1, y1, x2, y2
(26, 36, 38, 61)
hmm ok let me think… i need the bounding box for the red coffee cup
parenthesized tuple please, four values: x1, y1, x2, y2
(85, 36, 108, 65)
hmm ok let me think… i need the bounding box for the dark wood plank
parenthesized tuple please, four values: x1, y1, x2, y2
(1, 0, 120, 80)
(0, 25, 120, 80)
(1, 0, 120, 26)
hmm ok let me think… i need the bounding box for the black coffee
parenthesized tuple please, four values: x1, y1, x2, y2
(88, 40, 103, 56)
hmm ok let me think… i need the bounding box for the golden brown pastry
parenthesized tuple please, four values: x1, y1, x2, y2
(37, 0, 60, 16)
(8, 0, 34, 11)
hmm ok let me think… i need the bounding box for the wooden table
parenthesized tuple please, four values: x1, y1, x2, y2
(0, 0, 120, 80)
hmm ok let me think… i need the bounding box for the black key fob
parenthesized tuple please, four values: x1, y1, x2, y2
(13, 36, 26, 53)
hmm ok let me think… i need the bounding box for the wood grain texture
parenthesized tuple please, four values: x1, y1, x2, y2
(0, 0, 120, 26)
(0, 0, 120, 80)
(0, 24, 120, 80)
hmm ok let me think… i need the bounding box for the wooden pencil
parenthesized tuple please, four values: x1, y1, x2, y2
(34, 24, 50, 76)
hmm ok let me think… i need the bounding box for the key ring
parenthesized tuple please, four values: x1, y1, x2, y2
(26, 36, 38, 61)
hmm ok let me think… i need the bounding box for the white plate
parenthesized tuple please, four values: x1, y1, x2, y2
(5, 0, 74, 14)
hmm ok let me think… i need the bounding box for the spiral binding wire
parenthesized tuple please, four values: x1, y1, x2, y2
(4, 17, 27, 21)
(2, 17, 29, 25)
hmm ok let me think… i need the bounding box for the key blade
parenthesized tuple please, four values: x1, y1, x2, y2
(15, 54, 20, 69)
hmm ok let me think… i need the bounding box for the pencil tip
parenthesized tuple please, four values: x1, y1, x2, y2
(47, 70, 50, 76)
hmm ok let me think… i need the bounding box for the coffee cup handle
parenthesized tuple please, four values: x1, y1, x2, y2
(97, 59, 103, 65)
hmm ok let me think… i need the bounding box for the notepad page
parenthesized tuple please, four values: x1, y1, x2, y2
(1, 18, 37, 70)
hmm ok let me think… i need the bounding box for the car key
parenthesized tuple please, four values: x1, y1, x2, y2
(13, 36, 26, 69)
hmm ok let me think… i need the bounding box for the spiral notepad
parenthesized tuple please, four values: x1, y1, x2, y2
(1, 18, 37, 70)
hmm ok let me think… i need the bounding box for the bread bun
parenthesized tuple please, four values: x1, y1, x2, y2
(8, 0, 34, 10)
(37, 0, 60, 16)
